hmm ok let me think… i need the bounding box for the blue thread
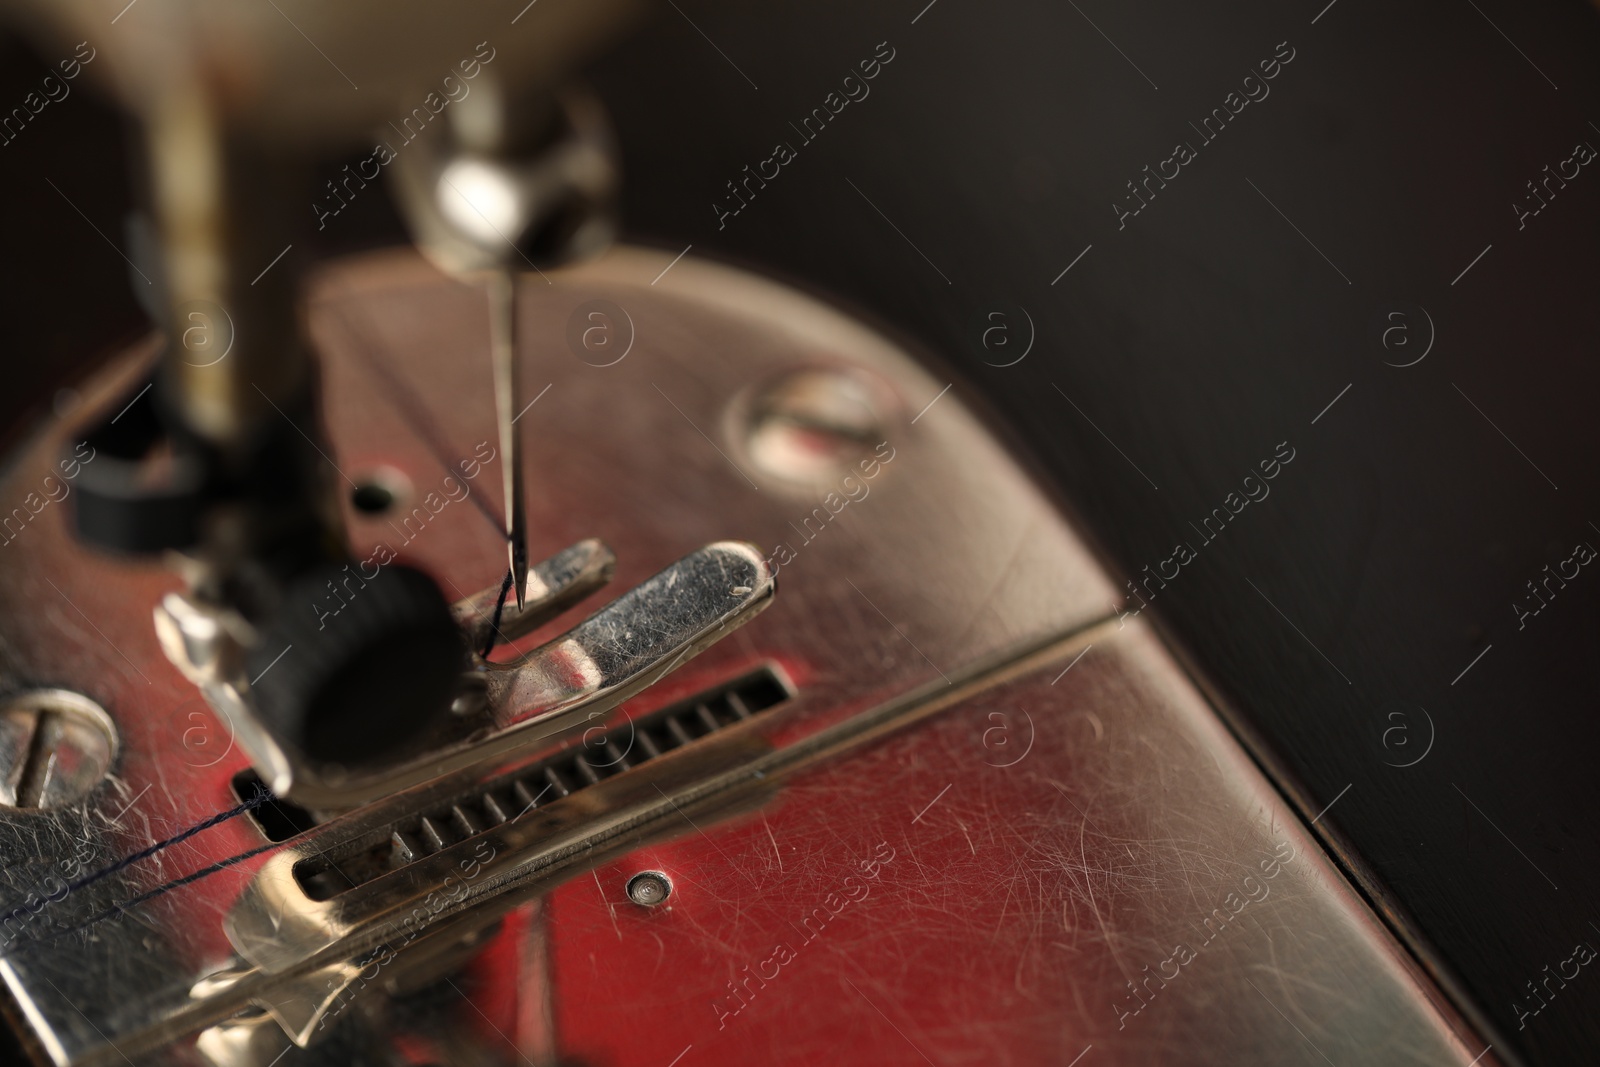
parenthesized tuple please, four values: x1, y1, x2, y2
(64, 785, 273, 896)
(480, 567, 516, 658)
(56, 787, 270, 909)
(3, 788, 277, 946)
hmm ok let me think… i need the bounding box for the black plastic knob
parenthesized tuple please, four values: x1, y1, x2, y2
(245, 562, 464, 769)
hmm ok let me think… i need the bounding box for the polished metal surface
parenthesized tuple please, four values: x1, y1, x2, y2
(0, 247, 1491, 1065)
(554, 616, 1482, 1066)
(481, 540, 772, 724)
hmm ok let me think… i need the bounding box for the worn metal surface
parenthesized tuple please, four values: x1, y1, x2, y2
(0, 246, 1486, 1064)
(555, 620, 1479, 1066)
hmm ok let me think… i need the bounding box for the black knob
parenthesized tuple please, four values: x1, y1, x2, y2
(245, 562, 464, 768)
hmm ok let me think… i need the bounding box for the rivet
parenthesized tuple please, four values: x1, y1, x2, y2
(625, 870, 672, 907)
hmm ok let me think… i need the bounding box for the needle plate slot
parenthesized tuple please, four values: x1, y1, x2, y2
(291, 664, 792, 900)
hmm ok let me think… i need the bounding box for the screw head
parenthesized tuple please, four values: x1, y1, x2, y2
(0, 690, 117, 810)
(737, 368, 892, 487)
(625, 870, 672, 907)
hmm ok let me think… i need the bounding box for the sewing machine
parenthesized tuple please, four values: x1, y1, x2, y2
(0, 0, 1593, 1064)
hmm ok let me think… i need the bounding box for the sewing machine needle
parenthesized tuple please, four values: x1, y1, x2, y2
(489, 270, 528, 609)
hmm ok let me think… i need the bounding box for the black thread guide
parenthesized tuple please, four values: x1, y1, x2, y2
(288, 664, 792, 901)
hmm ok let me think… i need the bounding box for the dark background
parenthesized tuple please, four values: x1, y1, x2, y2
(3, 0, 1598, 1063)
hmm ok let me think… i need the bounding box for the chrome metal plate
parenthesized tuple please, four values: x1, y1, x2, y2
(0, 247, 1489, 1065)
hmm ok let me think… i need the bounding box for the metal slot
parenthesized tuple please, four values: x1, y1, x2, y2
(232, 769, 317, 843)
(291, 664, 793, 900)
